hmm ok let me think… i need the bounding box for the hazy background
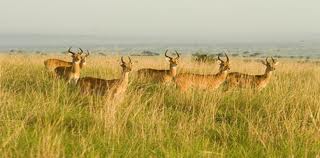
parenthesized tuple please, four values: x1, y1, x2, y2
(0, 0, 320, 54)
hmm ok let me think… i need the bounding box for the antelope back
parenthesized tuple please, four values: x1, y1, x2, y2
(78, 56, 133, 96)
(225, 56, 279, 90)
(44, 59, 72, 71)
(137, 50, 179, 82)
(175, 53, 230, 91)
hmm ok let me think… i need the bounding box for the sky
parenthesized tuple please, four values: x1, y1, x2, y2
(0, 0, 320, 43)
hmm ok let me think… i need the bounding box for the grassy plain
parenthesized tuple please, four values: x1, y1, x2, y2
(0, 53, 320, 157)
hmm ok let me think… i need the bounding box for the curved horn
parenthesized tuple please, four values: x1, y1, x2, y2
(218, 54, 223, 62)
(78, 48, 84, 54)
(164, 49, 172, 59)
(121, 56, 125, 64)
(175, 50, 180, 59)
(265, 57, 269, 64)
(68, 47, 75, 55)
(85, 50, 90, 57)
(225, 53, 229, 62)
(128, 56, 132, 63)
(271, 56, 275, 63)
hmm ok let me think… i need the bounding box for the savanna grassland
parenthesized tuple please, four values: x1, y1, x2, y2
(0, 53, 320, 157)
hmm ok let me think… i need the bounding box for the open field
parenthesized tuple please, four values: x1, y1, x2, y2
(0, 53, 320, 157)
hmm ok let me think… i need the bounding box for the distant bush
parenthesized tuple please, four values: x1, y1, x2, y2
(274, 55, 282, 58)
(99, 53, 107, 56)
(231, 53, 240, 57)
(242, 51, 250, 54)
(192, 53, 217, 64)
(131, 50, 160, 56)
(249, 52, 261, 57)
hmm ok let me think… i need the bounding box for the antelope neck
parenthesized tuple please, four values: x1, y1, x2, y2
(120, 72, 130, 82)
(170, 66, 177, 76)
(80, 62, 86, 69)
(263, 69, 273, 79)
(217, 70, 228, 77)
(72, 61, 81, 73)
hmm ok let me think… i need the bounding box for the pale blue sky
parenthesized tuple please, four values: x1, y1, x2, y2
(0, 0, 319, 42)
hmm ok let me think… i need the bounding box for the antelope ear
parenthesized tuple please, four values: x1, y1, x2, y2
(274, 61, 279, 66)
(165, 57, 171, 62)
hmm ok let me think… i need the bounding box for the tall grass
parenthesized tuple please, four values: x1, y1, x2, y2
(0, 54, 319, 157)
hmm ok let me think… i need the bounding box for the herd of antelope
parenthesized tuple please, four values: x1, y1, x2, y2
(44, 47, 279, 98)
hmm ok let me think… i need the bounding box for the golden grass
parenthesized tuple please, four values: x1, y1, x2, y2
(0, 53, 320, 157)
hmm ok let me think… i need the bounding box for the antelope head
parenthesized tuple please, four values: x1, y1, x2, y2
(165, 50, 180, 68)
(120, 56, 133, 72)
(261, 57, 279, 72)
(80, 50, 90, 66)
(217, 53, 230, 72)
(68, 47, 82, 64)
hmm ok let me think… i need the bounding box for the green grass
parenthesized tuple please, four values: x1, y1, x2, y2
(0, 55, 320, 157)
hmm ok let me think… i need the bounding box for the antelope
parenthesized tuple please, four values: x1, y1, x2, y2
(224, 57, 279, 91)
(77, 56, 132, 98)
(175, 53, 230, 91)
(137, 50, 180, 83)
(44, 47, 89, 71)
(54, 48, 86, 84)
